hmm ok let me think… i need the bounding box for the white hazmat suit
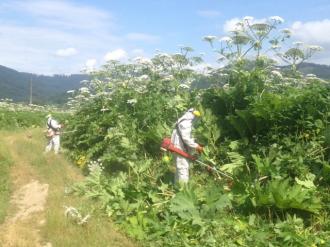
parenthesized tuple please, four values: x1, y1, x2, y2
(45, 116, 62, 154)
(171, 109, 199, 183)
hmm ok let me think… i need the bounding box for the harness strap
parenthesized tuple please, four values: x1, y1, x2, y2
(175, 119, 189, 151)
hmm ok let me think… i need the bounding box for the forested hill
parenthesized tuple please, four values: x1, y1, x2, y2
(0, 65, 88, 105)
(297, 62, 330, 79)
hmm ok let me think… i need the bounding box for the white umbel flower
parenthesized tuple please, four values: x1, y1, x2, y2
(127, 98, 137, 105)
(270, 16, 284, 23)
(219, 36, 232, 43)
(137, 74, 149, 81)
(158, 52, 171, 58)
(308, 45, 323, 51)
(271, 45, 281, 50)
(179, 84, 190, 89)
(271, 70, 283, 78)
(243, 16, 254, 22)
(223, 83, 230, 90)
(79, 87, 89, 93)
(134, 56, 152, 64)
(163, 75, 174, 81)
(100, 107, 109, 112)
(281, 28, 291, 34)
(203, 35, 217, 42)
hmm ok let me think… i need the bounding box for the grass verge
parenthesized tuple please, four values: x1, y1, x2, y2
(0, 137, 12, 223)
(10, 129, 136, 247)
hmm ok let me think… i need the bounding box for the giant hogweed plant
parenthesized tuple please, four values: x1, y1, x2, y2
(203, 16, 322, 71)
(202, 16, 325, 92)
(63, 16, 330, 247)
(63, 48, 207, 174)
(203, 16, 288, 62)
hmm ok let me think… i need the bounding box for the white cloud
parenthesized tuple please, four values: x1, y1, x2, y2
(291, 19, 330, 44)
(290, 19, 330, 65)
(0, 1, 170, 74)
(0, 0, 164, 73)
(84, 58, 97, 72)
(0, 22, 121, 74)
(56, 47, 78, 57)
(86, 59, 97, 67)
(104, 49, 128, 61)
(126, 33, 159, 43)
(223, 18, 241, 32)
(197, 10, 221, 18)
(0, 0, 122, 74)
(223, 17, 269, 33)
(4, 0, 113, 30)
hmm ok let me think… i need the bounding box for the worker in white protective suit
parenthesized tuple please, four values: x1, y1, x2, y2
(45, 114, 62, 154)
(171, 108, 203, 183)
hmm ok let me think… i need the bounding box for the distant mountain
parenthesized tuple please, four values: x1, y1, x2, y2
(0, 65, 88, 105)
(297, 63, 330, 80)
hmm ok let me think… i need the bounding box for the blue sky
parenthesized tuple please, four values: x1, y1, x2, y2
(0, 0, 329, 74)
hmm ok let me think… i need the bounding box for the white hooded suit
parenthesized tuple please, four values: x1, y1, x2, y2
(45, 117, 62, 154)
(171, 109, 198, 183)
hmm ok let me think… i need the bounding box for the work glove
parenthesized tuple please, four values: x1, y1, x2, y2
(196, 145, 204, 154)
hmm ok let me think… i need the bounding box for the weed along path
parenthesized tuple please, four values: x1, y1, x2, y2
(0, 129, 137, 247)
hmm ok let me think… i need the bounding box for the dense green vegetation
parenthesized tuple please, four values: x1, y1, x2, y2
(62, 61, 330, 246)
(61, 16, 330, 245)
(0, 102, 67, 130)
(0, 110, 45, 129)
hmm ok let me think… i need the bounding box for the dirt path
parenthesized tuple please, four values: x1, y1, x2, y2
(0, 136, 51, 247)
(0, 130, 137, 247)
(0, 180, 50, 247)
(10, 180, 48, 223)
(0, 134, 51, 247)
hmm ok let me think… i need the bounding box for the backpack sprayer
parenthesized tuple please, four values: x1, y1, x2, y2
(161, 138, 233, 180)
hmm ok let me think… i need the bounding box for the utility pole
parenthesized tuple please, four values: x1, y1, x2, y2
(29, 77, 33, 105)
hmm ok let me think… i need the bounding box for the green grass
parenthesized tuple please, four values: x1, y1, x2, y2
(0, 109, 68, 130)
(0, 129, 137, 247)
(0, 141, 12, 223)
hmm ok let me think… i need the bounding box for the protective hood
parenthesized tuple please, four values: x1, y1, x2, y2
(176, 108, 196, 124)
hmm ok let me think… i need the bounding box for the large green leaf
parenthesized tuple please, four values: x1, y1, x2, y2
(255, 179, 322, 213)
(169, 188, 200, 221)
